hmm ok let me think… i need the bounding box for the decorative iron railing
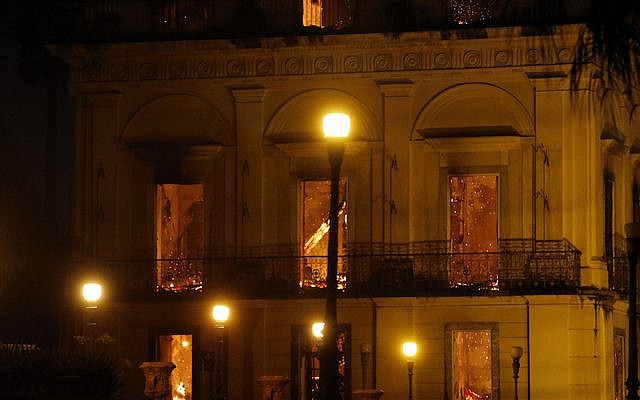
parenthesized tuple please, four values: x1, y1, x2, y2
(608, 234, 629, 294)
(75, 239, 584, 301)
(48, 0, 593, 42)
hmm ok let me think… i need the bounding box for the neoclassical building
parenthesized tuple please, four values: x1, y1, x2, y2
(55, 1, 639, 399)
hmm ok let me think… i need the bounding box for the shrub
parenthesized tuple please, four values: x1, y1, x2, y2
(0, 345, 123, 400)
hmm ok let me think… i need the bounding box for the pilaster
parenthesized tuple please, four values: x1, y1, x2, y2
(230, 86, 267, 251)
(85, 92, 121, 258)
(377, 80, 414, 244)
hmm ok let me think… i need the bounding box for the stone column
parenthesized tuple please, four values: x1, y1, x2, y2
(139, 361, 176, 400)
(257, 375, 289, 400)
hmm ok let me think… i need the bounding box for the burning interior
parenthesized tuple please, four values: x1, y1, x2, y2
(156, 184, 204, 292)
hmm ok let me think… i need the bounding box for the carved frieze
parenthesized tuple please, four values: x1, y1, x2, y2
(314, 56, 333, 73)
(68, 34, 578, 83)
(344, 55, 363, 73)
(372, 53, 392, 71)
(403, 52, 422, 70)
(196, 60, 215, 77)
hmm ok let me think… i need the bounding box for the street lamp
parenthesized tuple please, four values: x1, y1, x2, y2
(402, 342, 417, 400)
(320, 112, 350, 400)
(212, 305, 230, 400)
(360, 343, 371, 389)
(625, 223, 640, 400)
(82, 282, 102, 306)
(81, 281, 102, 352)
(511, 346, 523, 400)
(312, 322, 325, 339)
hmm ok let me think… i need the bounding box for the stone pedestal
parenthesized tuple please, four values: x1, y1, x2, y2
(353, 388, 385, 400)
(139, 361, 176, 400)
(257, 375, 290, 400)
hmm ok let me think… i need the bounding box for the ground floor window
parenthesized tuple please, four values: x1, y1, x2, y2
(291, 324, 350, 400)
(157, 334, 194, 400)
(614, 329, 625, 400)
(445, 323, 499, 400)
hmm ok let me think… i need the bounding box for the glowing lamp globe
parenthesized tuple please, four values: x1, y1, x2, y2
(323, 113, 350, 138)
(212, 305, 230, 324)
(312, 322, 325, 338)
(82, 282, 102, 303)
(402, 342, 417, 359)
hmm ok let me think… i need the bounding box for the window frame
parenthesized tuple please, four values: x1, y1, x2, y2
(290, 323, 352, 400)
(444, 322, 500, 400)
(149, 326, 202, 400)
(154, 181, 206, 293)
(446, 173, 500, 287)
(297, 177, 349, 289)
(614, 327, 625, 400)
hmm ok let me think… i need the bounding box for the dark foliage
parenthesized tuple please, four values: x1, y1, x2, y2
(572, 0, 640, 94)
(0, 346, 124, 400)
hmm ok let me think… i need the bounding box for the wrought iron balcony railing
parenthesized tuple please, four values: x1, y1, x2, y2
(48, 0, 592, 43)
(607, 234, 629, 294)
(76, 239, 582, 301)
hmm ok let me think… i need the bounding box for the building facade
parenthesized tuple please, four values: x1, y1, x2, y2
(57, 1, 639, 399)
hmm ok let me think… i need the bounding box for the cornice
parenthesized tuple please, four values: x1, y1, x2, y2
(65, 28, 581, 84)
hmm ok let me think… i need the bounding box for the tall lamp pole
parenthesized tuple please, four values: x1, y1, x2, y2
(402, 342, 417, 400)
(320, 113, 350, 400)
(625, 223, 640, 400)
(511, 346, 523, 400)
(81, 282, 102, 351)
(212, 305, 230, 400)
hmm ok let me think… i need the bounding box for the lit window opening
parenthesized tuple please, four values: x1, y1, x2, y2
(300, 179, 348, 289)
(157, 334, 193, 400)
(449, 175, 498, 288)
(452, 330, 493, 400)
(449, 0, 496, 25)
(303, 0, 352, 29)
(156, 183, 204, 293)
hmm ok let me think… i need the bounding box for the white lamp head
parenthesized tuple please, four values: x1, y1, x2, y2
(312, 322, 325, 338)
(402, 341, 417, 359)
(212, 305, 230, 324)
(82, 282, 102, 303)
(323, 113, 350, 139)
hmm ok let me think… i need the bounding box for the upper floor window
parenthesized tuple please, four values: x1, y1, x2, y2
(156, 183, 204, 292)
(300, 179, 348, 289)
(303, 0, 352, 29)
(604, 176, 615, 284)
(449, 175, 498, 288)
(449, 0, 496, 25)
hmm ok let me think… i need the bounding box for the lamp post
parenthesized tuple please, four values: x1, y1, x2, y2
(320, 113, 350, 400)
(402, 342, 417, 400)
(81, 282, 102, 350)
(360, 344, 371, 389)
(212, 305, 230, 400)
(511, 346, 523, 400)
(625, 223, 640, 400)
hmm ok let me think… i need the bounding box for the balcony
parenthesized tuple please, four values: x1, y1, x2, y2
(76, 239, 582, 301)
(48, 0, 591, 43)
